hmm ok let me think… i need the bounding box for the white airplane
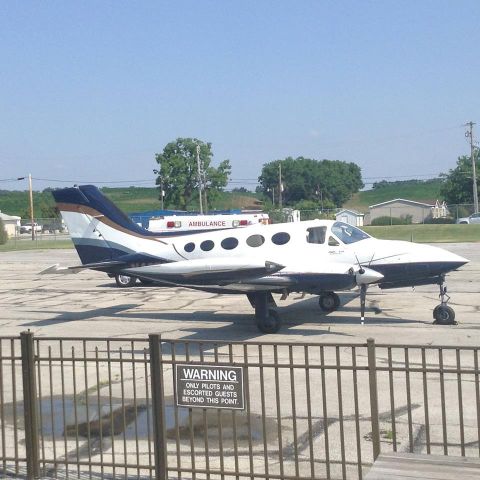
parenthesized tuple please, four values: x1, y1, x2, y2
(44, 185, 469, 333)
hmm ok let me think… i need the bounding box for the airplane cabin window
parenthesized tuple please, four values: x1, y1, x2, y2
(307, 227, 327, 244)
(331, 222, 370, 244)
(328, 236, 340, 246)
(246, 234, 265, 247)
(272, 232, 290, 245)
(221, 237, 239, 250)
(184, 242, 195, 252)
(200, 240, 214, 251)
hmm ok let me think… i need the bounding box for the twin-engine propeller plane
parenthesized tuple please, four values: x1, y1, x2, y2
(43, 185, 469, 333)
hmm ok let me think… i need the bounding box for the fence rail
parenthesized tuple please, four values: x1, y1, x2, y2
(1, 333, 479, 479)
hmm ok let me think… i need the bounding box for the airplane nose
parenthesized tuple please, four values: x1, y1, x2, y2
(417, 245, 469, 275)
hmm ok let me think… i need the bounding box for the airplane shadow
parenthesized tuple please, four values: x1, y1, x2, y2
(20, 304, 141, 327)
(20, 290, 427, 338)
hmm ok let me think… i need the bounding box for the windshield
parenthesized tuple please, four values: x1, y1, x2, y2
(331, 222, 370, 244)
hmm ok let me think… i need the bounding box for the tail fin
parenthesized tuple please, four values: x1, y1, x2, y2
(52, 185, 165, 265)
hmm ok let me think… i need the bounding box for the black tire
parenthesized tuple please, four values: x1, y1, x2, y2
(319, 292, 339, 312)
(115, 274, 137, 288)
(139, 278, 154, 285)
(333, 292, 341, 308)
(433, 305, 456, 325)
(256, 309, 281, 334)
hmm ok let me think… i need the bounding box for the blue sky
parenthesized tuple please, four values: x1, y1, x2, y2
(1, 1, 479, 191)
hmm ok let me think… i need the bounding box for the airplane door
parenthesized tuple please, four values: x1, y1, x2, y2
(327, 235, 344, 256)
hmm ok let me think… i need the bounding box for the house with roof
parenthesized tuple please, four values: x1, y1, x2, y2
(335, 209, 364, 227)
(366, 199, 442, 225)
(0, 211, 21, 237)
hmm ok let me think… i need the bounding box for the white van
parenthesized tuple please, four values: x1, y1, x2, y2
(148, 213, 269, 233)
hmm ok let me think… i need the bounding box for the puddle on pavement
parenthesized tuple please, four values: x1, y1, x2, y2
(4, 396, 278, 443)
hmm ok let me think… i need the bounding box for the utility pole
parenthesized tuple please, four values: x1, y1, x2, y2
(269, 186, 275, 207)
(203, 169, 208, 213)
(159, 177, 164, 210)
(196, 144, 204, 214)
(28, 174, 35, 241)
(278, 163, 283, 210)
(465, 122, 479, 213)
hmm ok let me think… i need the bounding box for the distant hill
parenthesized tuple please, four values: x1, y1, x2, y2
(343, 179, 444, 213)
(0, 186, 263, 218)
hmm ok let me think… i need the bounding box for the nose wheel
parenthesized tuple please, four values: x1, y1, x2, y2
(433, 280, 457, 325)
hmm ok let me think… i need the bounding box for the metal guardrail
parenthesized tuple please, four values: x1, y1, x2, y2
(0, 333, 479, 479)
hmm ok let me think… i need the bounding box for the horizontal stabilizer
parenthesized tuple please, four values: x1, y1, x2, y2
(40, 260, 125, 275)
(124, 258, 285, 285)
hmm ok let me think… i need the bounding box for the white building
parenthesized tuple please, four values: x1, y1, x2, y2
(335, 209, 365, 227)
(0, 212, 21, 238)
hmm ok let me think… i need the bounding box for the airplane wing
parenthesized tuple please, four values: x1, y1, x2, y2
(123, 258, 285, 285)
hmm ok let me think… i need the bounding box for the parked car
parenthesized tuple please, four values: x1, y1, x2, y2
(457, 212, 480, 224)
(20, 222, 42, 234)
(41, 220, 66, 233)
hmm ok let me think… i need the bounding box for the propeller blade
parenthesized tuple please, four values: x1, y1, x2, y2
(360, 284, 367, 325)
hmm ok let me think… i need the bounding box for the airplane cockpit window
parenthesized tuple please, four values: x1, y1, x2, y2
(306, 227, 327, 244)
(184, 242, 195, 252)
(331, 222, 370, 245)
(246, 234, 265, 247)
(271, 232, 290, 245)
(221, 237, 239, 250)
(200, 240, 214, 251)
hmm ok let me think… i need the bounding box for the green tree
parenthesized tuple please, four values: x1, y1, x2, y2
(154, 138, 231, 210)
(0, 219, 7, 245)
(258, 157, 363, 207)
(440, 155, 480, 204)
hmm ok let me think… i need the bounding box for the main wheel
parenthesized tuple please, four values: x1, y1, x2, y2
(433, 305, 456, 325)
(115, 274, 137, 288)
(256, 309, 281, 334)
(319, 292, 340, 312)
(139, 278, 154, 285)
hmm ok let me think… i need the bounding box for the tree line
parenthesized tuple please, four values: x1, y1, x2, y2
(155, 138, 364, 210)
(1, 138, 476, 218)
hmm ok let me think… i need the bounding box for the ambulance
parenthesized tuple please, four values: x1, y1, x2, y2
(148, 212, 269, 233)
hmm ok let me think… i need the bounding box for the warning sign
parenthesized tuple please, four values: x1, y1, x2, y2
(175, 364, 245, 410)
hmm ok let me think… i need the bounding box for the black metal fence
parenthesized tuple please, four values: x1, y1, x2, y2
(1, 333, 479, 479)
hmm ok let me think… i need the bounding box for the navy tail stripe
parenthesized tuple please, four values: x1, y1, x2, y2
(52, 185, 161, 237)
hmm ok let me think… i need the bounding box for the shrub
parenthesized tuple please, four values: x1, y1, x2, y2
(424, 217, 456, 224)
(0, 219, 7, 245)
(371, 215, 413, 226)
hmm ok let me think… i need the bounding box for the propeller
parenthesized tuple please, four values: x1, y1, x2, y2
(354, 252, 382, 325)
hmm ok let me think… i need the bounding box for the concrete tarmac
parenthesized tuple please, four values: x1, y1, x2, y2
(1, 243, 479, 479)
(0, 243, 478, 345)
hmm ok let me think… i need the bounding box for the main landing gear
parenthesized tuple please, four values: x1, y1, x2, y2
(247, 292, 282, 334)
(433, 280, 456, 325)
(318, 291, 340, 312)
(115, 274, 137, 288)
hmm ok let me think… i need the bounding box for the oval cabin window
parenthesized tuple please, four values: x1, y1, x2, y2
(184, 242, 195, 252)
(246, 234, 265, 247)
(200, 240, 214, 251)
(271, 232, 290, 245)
(221, 237, 239, 250)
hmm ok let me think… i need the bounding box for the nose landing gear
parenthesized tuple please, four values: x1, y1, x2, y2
(433, 280, 457, 325)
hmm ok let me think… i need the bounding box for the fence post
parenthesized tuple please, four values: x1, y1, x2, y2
(20, 331, 40, 479)
(367, 338, 381, 460)
(149, 334, 167, 480)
